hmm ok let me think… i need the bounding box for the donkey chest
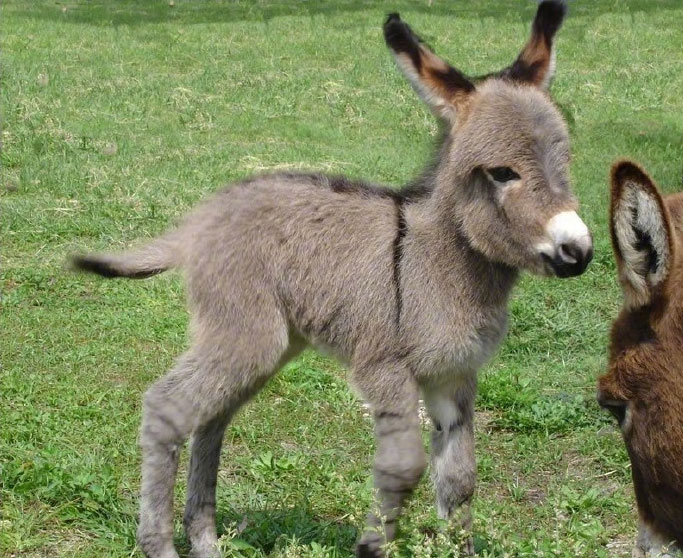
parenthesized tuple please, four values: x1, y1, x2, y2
(408, 306, 509, 379)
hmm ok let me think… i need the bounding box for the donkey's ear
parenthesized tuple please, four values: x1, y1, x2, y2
(498, 0, 567, 90)
(384, 13, 475, 123)
(610, 161, 675, 309)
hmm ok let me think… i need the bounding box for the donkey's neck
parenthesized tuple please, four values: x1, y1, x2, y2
(404, 197, 519, 309)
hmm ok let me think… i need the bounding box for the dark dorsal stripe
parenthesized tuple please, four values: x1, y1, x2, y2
(272, 172, 432, 202)
(327, 174, 430, 202)
(392, 198, 408, 329)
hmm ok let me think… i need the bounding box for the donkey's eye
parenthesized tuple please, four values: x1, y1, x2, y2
(605, 403, 627, 426)
(488, 167, 520, 183)
(598, 396, 628, 427)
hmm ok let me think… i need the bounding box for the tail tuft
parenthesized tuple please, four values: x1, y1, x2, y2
(70, 254, 167, 279)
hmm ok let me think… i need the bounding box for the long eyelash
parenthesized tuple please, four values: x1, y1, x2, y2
(489, 167, 520, 182)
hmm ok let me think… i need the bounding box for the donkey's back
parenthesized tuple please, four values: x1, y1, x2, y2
(75, 172, 412, 360)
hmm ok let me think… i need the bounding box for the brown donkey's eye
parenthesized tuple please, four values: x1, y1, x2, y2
(598, 396, 627, 426)
(488, 167, 520, 183)
(605, 403, 627, 426)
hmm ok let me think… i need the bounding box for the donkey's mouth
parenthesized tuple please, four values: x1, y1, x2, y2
(541, 245, 593, 278)
(537, 211, 593, 278)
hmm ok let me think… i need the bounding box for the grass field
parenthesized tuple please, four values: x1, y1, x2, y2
(2, 1, 683, 556)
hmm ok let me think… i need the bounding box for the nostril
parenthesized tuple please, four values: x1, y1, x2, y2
(558, 242, 579, 265)
(548, 241, 592, 278)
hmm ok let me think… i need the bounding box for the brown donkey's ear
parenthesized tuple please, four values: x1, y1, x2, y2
(497, 0, 567, 90)
(610, 160, 675, 309)
(384, 13, 475, 123)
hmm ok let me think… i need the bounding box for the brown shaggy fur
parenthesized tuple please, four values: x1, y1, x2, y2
(599, 160, 683, 557)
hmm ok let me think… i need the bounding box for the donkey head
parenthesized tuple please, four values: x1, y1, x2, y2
(384, 1, 592, 278)
(598, 161, 683, 556)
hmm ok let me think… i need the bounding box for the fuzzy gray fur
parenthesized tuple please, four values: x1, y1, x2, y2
(71, 4, 586, 557)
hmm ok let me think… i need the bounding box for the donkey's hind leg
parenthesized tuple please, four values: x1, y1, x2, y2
(137, 316, 291, 558)
(183, 341, 305, 558)
(423, 375, 477, 555)
(183, 412, 230, 558)
(355, 359, 427, 558)
(136, 352, 199, 558)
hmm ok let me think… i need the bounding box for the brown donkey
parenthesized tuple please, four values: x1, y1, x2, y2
(72, 2, 592, 557)
(599, 161, 683, 558)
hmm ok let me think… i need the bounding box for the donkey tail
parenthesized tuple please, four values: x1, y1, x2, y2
(70, 233, 181, 279)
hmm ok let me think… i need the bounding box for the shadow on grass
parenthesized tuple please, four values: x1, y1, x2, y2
(11, 0, 683, 28)
(214, 505, 358, 556)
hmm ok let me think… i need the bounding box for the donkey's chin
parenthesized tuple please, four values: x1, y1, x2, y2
(525, 251, 591, 278)
(541, 251, 592, 278)
(634, 521, 681, 558)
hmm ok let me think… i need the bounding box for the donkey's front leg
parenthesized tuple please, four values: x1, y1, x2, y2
(423, 375, 477, 554)
(355, 360, 427, 558)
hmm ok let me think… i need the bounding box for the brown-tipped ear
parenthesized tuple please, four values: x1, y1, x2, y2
(384, 13, 475, 123)
(497, 0, 567, 90)
(610, 160, 675, 309)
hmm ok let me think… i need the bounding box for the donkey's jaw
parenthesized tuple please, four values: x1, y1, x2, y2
(535, 210, 593, 278)
(634, 520, 681, 558)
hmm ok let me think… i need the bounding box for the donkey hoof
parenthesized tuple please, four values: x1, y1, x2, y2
(356, 541, 384, 558)
(137, 532, 180, 558)
(188, 531, 221, 558)
(190, 541, 221, 558)
(461, 535, 475, 556)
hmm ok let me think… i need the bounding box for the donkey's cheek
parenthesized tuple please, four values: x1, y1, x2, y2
(493, 180, 523, 206)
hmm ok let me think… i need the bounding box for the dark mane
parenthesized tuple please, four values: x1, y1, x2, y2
(270, 127, 450, 204)
(266, 172, 429, 203)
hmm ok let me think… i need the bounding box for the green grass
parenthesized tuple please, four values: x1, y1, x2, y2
(2, 1, 683, 556)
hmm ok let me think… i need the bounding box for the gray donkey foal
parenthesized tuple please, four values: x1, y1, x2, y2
(73, 2, 592, 557)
